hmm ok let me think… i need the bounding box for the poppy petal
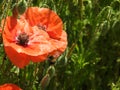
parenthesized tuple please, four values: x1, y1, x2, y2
(49, 30, 67, 58)
(0, 83, 22, 90)
(22, 7, 63, 39)
(4, 45, 30, 68)
(2, 17, 18, 42)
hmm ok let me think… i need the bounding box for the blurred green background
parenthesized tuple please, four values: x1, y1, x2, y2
(0, 0, 120, 90)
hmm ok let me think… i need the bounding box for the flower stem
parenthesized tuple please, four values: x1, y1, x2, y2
(0, 54, 6, 72)
(79, 0, 83, 20)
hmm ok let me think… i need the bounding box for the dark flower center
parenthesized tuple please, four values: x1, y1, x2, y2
(47, 56, 56, 65)
(17, 32, 29, 46)
(37, 24, 46, 31)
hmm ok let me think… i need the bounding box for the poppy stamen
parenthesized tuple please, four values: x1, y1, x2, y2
(48, 56, 56, 65)
(37, 24, 46, 31)
(17, 32, 29, 46)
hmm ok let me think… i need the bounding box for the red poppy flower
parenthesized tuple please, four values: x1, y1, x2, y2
(2, 7, 67, 68)
(0, 83, 22, 90)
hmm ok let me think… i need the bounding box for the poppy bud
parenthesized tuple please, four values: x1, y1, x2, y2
(47, 66, 55, 78)
(12, 6, 18, 18)
(40, 74, 50, 89)
(17, 0, 27, 14)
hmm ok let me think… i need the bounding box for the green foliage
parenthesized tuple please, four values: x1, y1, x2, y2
(17, 0, 27, 14)
(0, 0, 120, 90)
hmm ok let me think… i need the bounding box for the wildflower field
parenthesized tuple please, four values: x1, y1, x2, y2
(0, 0, 120, 90)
